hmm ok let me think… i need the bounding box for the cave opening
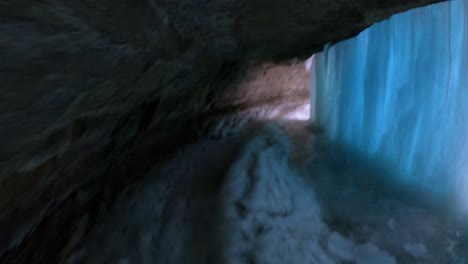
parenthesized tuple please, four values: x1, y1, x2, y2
(1, 0, 468, 263)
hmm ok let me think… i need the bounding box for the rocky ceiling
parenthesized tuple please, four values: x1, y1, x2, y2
(0, 0, 444, 263)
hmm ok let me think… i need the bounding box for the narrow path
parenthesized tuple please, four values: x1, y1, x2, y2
(66, 121, 468, 264)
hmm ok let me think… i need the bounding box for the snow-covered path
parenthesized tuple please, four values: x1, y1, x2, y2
(66, 121, 467, 264)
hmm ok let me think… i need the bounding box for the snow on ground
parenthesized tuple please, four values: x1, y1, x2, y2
(65, 120, 468, 264)
(66, 123, 332, 264)
(294, 124, 468, 264)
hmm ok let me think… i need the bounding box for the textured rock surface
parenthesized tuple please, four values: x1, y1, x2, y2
(0, 0, 444, 263)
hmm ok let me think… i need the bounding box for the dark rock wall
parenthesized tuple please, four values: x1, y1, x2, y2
(0, 0, 443, 262)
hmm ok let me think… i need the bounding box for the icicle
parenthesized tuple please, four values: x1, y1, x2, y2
(313, 0, 468, 211)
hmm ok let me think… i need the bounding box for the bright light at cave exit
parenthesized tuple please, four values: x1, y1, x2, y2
(311, 0, 468, 214)
(260, 56, 315, 122)
(280, 55, 315, 121)
(282, 102, 311, 121)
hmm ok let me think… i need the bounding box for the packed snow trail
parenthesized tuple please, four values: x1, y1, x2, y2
(66, 121, 467, 264)
(66, 123, 334, 263)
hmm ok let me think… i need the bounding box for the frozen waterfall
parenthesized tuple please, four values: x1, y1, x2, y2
(312, 0, 468, 212)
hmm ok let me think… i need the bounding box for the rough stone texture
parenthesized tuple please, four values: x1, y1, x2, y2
(212, 61, 310, 112)
(198, 61, 311, 139)
(0, 0, 444, 263)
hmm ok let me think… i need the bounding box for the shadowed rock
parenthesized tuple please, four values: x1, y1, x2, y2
(0, 0, 445, 262)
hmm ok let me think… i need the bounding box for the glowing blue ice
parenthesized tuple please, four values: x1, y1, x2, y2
(312, 0, 468, 208)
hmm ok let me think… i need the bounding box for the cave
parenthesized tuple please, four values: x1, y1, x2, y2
(1, 0, 467, 263)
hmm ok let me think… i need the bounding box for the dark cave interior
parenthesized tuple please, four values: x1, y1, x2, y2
(1, 0, 467, 263)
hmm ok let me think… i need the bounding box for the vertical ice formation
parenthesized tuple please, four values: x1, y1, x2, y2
(313, 0, 468, 208)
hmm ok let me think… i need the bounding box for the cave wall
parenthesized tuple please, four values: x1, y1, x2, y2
(0, 0, 445, 262)
(313, 0, 468, 211)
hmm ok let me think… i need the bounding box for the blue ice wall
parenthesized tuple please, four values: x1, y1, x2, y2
(313, 0, 468, 207)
